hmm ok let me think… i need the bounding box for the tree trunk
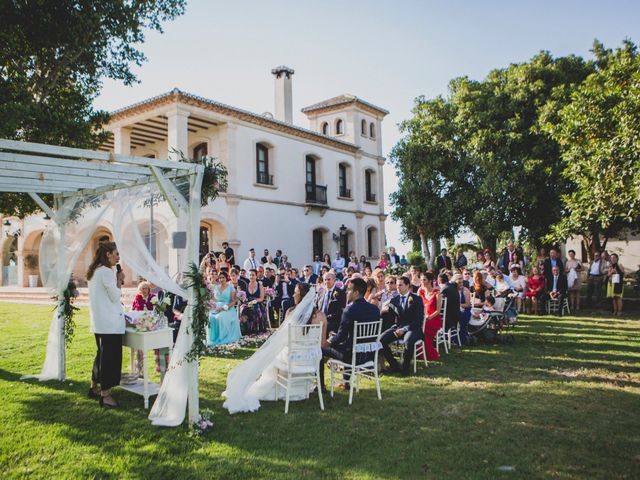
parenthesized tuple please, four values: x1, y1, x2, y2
(478, 234, 497, 256)
(428, 238, 439, 269)
(419, 231, 430, 262)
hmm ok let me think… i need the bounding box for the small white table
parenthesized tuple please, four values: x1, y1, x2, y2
(121, 328, 173, 408)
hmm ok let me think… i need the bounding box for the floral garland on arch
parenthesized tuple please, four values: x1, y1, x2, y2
(184, 262, 211, 362)
(53, 278, 80, 347)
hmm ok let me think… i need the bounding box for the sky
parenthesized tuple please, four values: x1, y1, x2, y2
(94, 0, 639, 254)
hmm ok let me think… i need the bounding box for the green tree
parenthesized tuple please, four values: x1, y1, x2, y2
(451, 52, 593, 250)
(0, 0, 186, 216)
(389, 96, 463, 265)
(542, 39, 640, 257)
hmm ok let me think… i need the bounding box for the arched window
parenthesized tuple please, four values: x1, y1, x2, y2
(321, 122, 329, 135)
(256, 143, 272, 185)
(369, 122, 376, 139)
(335, 119, 344, 135)
(193, 142, 208, 160)
(361, 119, 367, 136)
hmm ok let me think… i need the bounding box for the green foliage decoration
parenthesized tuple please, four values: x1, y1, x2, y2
(184, 263, 211, 363)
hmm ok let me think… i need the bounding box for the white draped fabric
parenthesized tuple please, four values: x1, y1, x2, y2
(222, 288, 317, 414)
(22, 194, 113, 381)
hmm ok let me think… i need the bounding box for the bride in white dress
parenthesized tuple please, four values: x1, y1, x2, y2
(223, 284, 327, 414)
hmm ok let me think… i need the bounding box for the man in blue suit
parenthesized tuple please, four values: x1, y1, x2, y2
(380, 275, 424, 376)
(320, 277, 380, 390)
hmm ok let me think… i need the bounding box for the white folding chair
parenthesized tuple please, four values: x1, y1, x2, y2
(328, 320, 383, 405)
(435, 297, 449, 354)
(546, 296, 570, 316)
(411, 317, 429, 373)
(274, 323, 324, 414)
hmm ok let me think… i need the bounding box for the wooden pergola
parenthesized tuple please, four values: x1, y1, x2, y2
(0, 138, 204, 423)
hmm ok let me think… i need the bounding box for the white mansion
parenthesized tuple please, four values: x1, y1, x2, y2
(1, 66, 389, 287)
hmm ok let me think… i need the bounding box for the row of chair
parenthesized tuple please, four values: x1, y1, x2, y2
(275, 298, 461, 413)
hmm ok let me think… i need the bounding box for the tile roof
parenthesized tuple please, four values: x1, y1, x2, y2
(301, 94, 389, 115)
(108, 89, 360, 154)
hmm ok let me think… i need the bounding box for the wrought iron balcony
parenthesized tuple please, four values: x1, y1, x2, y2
(305, 182, 328, 205)
(339, 186, 351, 198)
(366, 192, 376, 202)
(256, 172, 274, 185)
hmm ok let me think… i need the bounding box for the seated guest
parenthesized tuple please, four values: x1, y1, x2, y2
(365, 277, 378, 303)
(546, 265, 568, 312)
(331, 252, 346, 277)
(230, 268, 248, 292)
(273, 268, 296, 317)
(455, 250, 468, 270)
(348, 253, 360, 272)
(509, 266, 527, 312)
(240, 269, 267, 333)
(376, 274, 399, 311)
(363, 265, 373, 279)
(261, 267, 275, 289)
(409, 265, 421, 293)
(322, 253, 332, 270)
(508, 252, 524, 276)
(416, 272, 441, 360)
(471, 271, 491, 306)
(400, 255, 408, 265)
(439, 273, 460, 331)
(280, 255, 292, 270)
(207, 271, 240, 345)
(359, 255, 371, 272)
(483, 251, 496, 270)
(380, 276, 425, 376)
(453, 274, 471, 345)
(316, 271, 346, 334)
(320, 278, 380, 390)
(262, 255, 277, 272)
(470, 295, 496, 326)
(473, 251, 485, 271)
(493, 272, 513, 311)
(544, 248, 564, 289)
(300, 265, 318, 285)
(462, 269, 472, 289)
(132, 281, 155, 311)
(376, 253, 390, 270)
(525, 267, 545, 314)
(216, 252, 231, 271)
(131, 281, 155, 377)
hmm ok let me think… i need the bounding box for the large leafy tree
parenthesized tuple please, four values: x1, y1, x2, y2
(452, 52, 593, 249)
(542, 40, 640, 257)
(390, 96, 464, 264)
(0, 0, 186, 216)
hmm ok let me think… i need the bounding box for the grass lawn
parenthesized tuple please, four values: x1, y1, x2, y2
(1, 303, 639, 480)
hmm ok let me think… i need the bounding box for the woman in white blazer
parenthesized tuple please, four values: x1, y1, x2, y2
(87, 242, 125, 408)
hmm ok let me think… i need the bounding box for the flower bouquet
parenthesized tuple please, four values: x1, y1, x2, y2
(126, 311, 163, 332)
(189, 408, 214, 438)
(151, 295, 171, 316)
(264, 287, 275, 301)
(335, 280, 344, 289)
(236, 290, 247, 304)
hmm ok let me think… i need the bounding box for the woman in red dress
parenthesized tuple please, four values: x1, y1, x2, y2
(525, 266, 545, 315)
(417, 271, 441, 361)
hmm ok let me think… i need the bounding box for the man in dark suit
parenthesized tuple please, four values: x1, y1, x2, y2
(222, 241, 235, 266)
(388, 246, 401, 265)
(260, 249, 270, 265)
(543, 248, 564, 288)
(316, 271, 346, 334)
(379, 276, 425, 376)
(261, 267, 275, 288)
(436, 248, 453, 272)
(546, 265, 568, 314)
(320, 277, 380, 390)
(439, 273, 461, 330)
(300, 265, 318, 285)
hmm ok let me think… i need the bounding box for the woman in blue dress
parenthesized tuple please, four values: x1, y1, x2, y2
(208, 271, 241, 345)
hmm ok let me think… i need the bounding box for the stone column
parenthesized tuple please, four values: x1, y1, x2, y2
(379, 214, 388, 254)
(218, 122, 238, 194)
(113, 126, 132, 155)
(355, 212, 364, 257)
(224, 195, 241, 253)
(377, 157, 385, 214)
(166, 107, 190, 160)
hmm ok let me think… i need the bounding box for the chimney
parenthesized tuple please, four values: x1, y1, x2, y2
(271, 65, 295, 123)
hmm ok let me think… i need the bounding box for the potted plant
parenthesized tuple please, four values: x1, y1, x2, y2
(24, 254, 39, 287)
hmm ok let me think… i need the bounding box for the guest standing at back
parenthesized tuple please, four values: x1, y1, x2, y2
(87, 242, 125, 408)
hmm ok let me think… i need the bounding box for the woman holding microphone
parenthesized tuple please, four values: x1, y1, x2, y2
(87, 242, 125, 408)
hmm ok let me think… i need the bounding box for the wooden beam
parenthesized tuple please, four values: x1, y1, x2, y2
(0, 159, 143, 181)
(149, 166, 188, 216)
(28, 193, 55, 218)
(0, 151, 150, 176)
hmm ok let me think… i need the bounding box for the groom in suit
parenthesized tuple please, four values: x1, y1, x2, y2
(320, 277, 380, 390)
(380, 275, 424, 376)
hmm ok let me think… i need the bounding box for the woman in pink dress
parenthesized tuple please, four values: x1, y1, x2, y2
(417, 271, 441, 361)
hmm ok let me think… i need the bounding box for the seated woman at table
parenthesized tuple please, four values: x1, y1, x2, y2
(208, 270, 241, 345)
(131, 281, 154, 377)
